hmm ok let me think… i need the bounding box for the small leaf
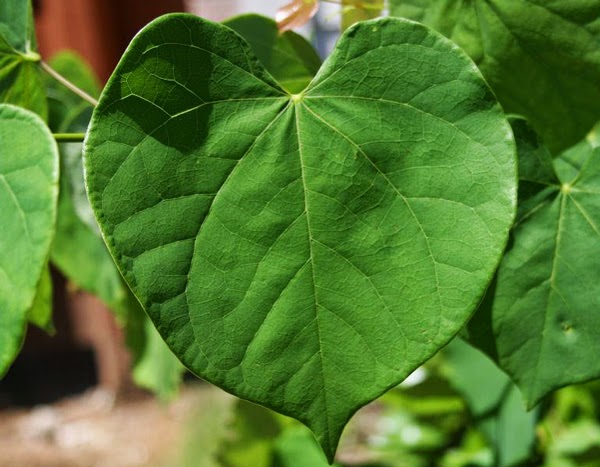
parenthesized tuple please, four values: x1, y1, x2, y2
(276, 0, 319, 32)
(127, 307, 185, 401)
(468, 119, 600, 407)
(130, 310, 185, 400)
(0, 104, 59, 376)
(84, 14, 516, 460)
(390, 0, 600, 154)
(341, 0, 384, 31)
(44, 51, 100, 132)
(27, 264, 55, 334)
(442, 338, 510, 418)
(224, 14, 321, 94)
(0, 0, 47, 119)
(442, 338, 538, 467)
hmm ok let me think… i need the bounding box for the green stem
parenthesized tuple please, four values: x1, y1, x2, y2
(40, 61, 99, 107)
(53, 133, 86, 143)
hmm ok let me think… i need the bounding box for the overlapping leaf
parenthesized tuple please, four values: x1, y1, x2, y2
(224, 14, 321, 94)
(390, 0, 600, 154)
(27, 265, 54, 334)
(467, 118, 600, 407)
(442, 338, 538, 467)
(44, 51, 100, 133)
(0, 104, 58, 376)
(84, 14, 516, 460)
(0, 0, 47, 119)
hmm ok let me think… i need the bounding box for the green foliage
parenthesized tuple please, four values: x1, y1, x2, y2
(468, 118, 600, 407)
(26, 265, 55, 334)
(390, 0, 600, 154)
(0, 1, 46, 118)
(129, 306, 185, 400)
(0, 104, 58, 375)
(83, 14, 516, 459)
(3, 2, 600, 464)
(223, 14, 321, 94)
(442, 338, 539, 466)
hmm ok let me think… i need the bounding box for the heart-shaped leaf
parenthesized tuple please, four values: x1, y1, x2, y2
(390, 0, 600, 154)
(84, 14, 516, 460)
(0, 104, 58, 375)
(467, 118, 600, 407)
(223, 14, 321, 94)
(0, 0, 47, 119)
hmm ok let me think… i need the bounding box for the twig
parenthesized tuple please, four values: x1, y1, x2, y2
(40, 61, 99, 107)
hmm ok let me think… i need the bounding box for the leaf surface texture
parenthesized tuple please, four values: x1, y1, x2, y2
(84, 14, 516, 459)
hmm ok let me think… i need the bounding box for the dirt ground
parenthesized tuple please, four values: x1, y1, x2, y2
(0, 384, 232, 467)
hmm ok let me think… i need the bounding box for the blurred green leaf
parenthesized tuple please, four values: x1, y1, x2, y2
(442, 338, 538, 467)
(130, 310, 185, 400)
(223, 14, 321, 93)
(274, 427, 336, 467)
(441, 338, 509, 417)
(26, 264, 54, 334)
(218, 400, 282, 467)
(44, 50, 100, 132)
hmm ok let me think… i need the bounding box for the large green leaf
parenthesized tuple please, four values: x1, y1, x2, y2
(84, 14, 516, 460)
(0, 0, 46, 119)
(129, 306, 185, 400)
(223, 14, 321, 94)
(390, 0, 600, 154)
(468, 118, 600, 407)
(0, 103, 58, 376)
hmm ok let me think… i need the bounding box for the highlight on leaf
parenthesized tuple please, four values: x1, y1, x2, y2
(276, 0, 319, 32)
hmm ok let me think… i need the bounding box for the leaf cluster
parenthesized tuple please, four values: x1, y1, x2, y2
(2, 1, 600, 464)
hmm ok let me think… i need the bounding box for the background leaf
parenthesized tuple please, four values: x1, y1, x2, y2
(390, 0, 600, 154)
(129, 306, 185, 400)
(44, 50, 100, 133)
(223, 14, 321, 94)
(26, 264, 55, 334)
(0, 104, 58, 376)
(0, 0, 47, 119)
(468, 119, 600, 407)
(84, 14, 516, 460)
(0, 0, 37, 53)
(442, 338, 538, 467)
